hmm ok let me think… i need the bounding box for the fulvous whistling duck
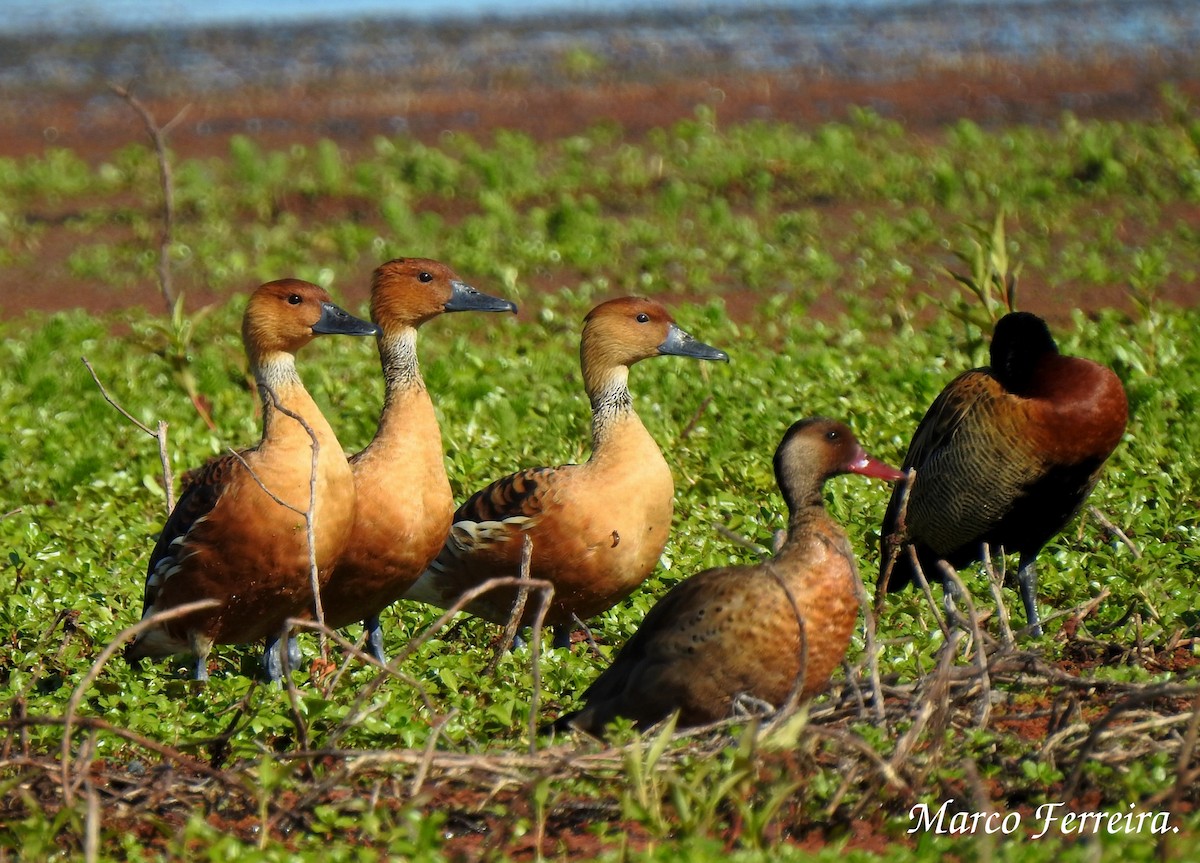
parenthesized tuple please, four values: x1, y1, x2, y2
(125, 280, 378, 680)
(403, 296, 729, 646)
(879, 311, 1128, 636)
(318, 258, 516, 661)
(551, 418, 906, 736)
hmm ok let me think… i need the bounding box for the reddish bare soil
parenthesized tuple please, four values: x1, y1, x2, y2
(5, 55, 1195, 164)
(4, 52, 1200, 320)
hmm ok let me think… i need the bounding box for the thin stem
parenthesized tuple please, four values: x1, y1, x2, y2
(61, 599, 220, 806)
(82, 356, 175, 514)
(107, 83, 188, 313)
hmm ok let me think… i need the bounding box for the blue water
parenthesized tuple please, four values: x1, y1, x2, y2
(5, 0, 1196, 39)
(14, 0, 697, 33)
(17, 1, 775, 34)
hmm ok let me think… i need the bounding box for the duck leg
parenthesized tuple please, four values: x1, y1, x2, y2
(732, 693, 776, 720)
(364, 615, 387, 663)
(189, 633, 212, 682)
(261, 633, 302, 679)
(941, 574, 967, 631)
(1016, 553, 1043, 637)
(511, 625, 573, 650)
(261, 632, 288, 682)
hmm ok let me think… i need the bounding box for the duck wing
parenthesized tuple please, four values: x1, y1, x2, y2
(142, 454, 240, 609)
(453, 465, 558, 525)
(880, 369, 1032, 590)
(403, 465, 567, 607)
(558, 567, 744, 734)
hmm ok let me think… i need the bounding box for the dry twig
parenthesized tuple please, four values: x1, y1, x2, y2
(106, 83, 188, 313)
(82, 356, 175, 514)
(489, 534, 535, 676)
(875, 467, 914, 603)
(59, 599, 220, 806)
(229, 381, 327, 663)
(1087, 505, 1142, 558)
(939, 563, 993, 728)
(761, 563, 809, 734)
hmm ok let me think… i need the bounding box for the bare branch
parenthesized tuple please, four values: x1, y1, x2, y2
(525, 563, 553, 756)
(678, 394, 713, 441)
(849, 558, 887, 724)
(981, 542, 1014, 646)
(82, 356, 175, 514)
(411, 708, 459, 797)
(84, 780, 100, 863)
(876, 467, 915, 604)
(228, 381, 326, 666)
(906, 545, 951, 640)
(761, 562, 808, 734)
(489, 533, 535, 677)
(262, 383, 326, 658)
(1164, 692, 1200, 810)
(940, 562, 993, 728)
(60, 598, 220, 806)
(714, 523, 772, 556)
(291, 617, 440, 751)
(107, 83, 188, 312)
(1087, 505, 1142, 558)
(391, 576, 556, 670)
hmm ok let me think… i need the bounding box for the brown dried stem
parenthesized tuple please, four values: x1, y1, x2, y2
(106, 83, 188, 313)
(237, 381, 327, 661)
(1087, 505, 1142, 558)
(761, 564, 809, 734)
(82, 356, 175, 514)
(489, 533, 535, 676)
(60, 598, 220, 806)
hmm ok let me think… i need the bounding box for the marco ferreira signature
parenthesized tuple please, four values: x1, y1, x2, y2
(907, 800, 1177, 839)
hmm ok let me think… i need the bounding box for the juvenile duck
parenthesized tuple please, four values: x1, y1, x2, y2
(553, 417, 905, 736)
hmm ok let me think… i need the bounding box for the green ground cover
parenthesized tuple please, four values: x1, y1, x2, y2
(1, 94, 1198, 860)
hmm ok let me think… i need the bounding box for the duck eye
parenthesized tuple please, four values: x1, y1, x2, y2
(418, 272, 433, 283)
(636, 313, 650, 323)
(287, 294, 303, 305)
(825, 429, 839, 441)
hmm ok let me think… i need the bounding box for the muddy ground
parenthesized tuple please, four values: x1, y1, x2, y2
(4, 46, 1199, 319)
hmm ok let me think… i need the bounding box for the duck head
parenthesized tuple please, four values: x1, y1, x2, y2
(242, 279, 377, 364)
(990, 311, 1058, 394)
(773, 417, 906, 513)
(370, 258, 517, 331)
(580, 296, 729, 373)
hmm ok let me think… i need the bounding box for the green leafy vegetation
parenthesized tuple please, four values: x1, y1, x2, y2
(1, 96, 1198, 860)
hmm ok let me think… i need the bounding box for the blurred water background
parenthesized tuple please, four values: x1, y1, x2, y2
(3, 0, 1197, 93)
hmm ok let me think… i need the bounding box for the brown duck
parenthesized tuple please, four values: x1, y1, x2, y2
(552, 417, 905, 736)
(879, 311, 1128, 636)
(319, 258, 516, 661)
(403, 296, 729, 647)
(125, 280, 378, 680)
